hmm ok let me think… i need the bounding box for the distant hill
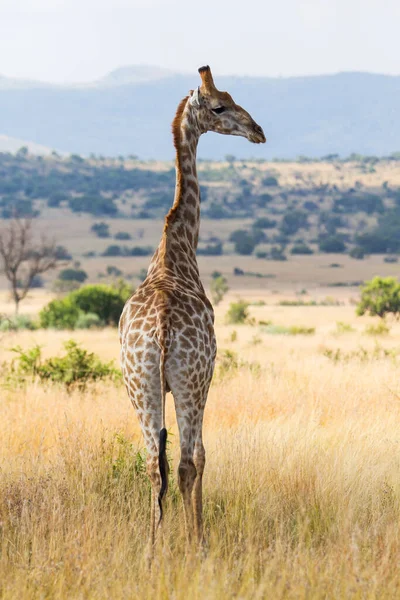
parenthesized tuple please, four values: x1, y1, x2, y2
(0, 134, 54, 154)
(0, 67, 399, 159)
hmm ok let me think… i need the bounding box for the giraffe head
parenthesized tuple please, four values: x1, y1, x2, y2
(189, 65, 266, 144)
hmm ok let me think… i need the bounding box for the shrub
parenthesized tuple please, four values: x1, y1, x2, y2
(52, 279, 82, 294)
(280, 210, 308, 235)
(91, 222, 110, 238)
(319, 236, 346, 253)
(54, 245, 72, 260)
(357, 277, 400, 319)
(262, 176, 279, 187)
(269, 247, 287, 261)
(75, 312, 103, 329)
(114, 231, 132, 240)
(290, 243, 314, 255)
(364, 321, 390, 336)
(58, 268, 88, 283)
(229, 230, 256, 256)
(7, 341, 121, 390)
(336, 321, 355, 334)
(225, 300, 250, 324)
(0, 315, 38, 332)
(355, 211, 400, 253)
(210, 276, 229, 306)
(106, 265, 123, 277)
(47, 191, 68, 208)
(102, 245, 123, 257)
(253, 217, 276, 229)
(39, 297, 81, 329)
(254, 193, 273, 207)
(197, 242, 223, 256)
(349, 246, 365, 259)
(234, 235, 256, 256)
(70, 283, 132, 325)
(216, 348, 260, 379)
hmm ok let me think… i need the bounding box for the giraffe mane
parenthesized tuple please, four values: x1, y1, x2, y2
(172, 95, 190, 153)
(162, 95, 190, 238)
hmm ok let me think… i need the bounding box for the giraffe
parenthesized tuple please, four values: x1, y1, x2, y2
(119, 65, 266, 551)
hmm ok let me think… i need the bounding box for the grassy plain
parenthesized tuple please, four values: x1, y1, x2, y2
(1, 293, 400, 598)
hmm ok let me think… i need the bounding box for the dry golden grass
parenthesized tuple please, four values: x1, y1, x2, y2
(1, 300, 400, 598)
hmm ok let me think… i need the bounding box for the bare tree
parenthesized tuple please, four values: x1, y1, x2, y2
(0, 218, 62, 314)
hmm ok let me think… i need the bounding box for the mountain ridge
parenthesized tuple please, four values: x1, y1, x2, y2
(0, 67, 399, 159)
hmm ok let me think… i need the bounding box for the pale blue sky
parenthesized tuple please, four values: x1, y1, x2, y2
(1, 0, 400, 83)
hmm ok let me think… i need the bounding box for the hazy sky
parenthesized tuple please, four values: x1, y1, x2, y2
(1, 0, 400, 83)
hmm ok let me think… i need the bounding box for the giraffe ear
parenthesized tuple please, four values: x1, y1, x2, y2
(189, 87, 202, 108)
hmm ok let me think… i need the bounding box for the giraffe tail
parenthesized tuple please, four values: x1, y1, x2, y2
(158, 346, 168, 523)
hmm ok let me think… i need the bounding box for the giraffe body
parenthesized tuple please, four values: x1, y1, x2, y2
(119, 66, 265, 550)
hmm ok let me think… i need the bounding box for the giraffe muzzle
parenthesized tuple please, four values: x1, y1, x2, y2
(249, 123, 266, 144)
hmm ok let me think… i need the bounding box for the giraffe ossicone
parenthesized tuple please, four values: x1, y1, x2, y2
(119, 65, 265, 552)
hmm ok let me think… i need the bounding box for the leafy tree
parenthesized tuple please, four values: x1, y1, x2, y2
(254, 193, 273, 207)
(234, 234, 256, 256)
(262, 176, 279, 187)
(290, 243, 314, 255)
(355, 211, 400, 254)
(319, 236, 346, 253)
(253, 217, 276, 229)
(47, 191, 68, 208)
(349, 246, 365, 259)
(58, 268, 88, 283)
(269, 246, 287, 261)
(333, 192, 384, 215)
(114, 231, 132, 240)
(197, 242, 223, 256)
(356, 277, 400, 319)
(91, 222, 110, 238)
(280, 210, 308, 235)
(210, 275, 229, 305)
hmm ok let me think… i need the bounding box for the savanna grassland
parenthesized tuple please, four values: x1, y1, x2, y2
(1, 292, 400, 599)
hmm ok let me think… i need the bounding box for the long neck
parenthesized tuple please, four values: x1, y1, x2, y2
(148, 98, 204, 289)
(167, 99, 201, 251)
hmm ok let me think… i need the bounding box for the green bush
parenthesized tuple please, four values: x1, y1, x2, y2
(75, 312, 103, 329)
(70, 284, 131, 325)
(39, 298, 81, 329)
(349, 246, 365, 259)
(210, 276, 229, 306)
(290, 243, 314, 255)
(225, 300, 250, 324)
(335, 321, 355, 334)
(357, 277, 400, 319)
(59, 268, 88, 283)
(0, 315, 38, 332)
(6, 341, 121, 390)
(40, 283, 133, 329)
(364, 321, 390, 336)
(269, 247, 287, 261)
(319, 236, 346, 253)
(216, 349, 260, 379)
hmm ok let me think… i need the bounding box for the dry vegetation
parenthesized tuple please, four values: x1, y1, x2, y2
(1, 294, 400, 598)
